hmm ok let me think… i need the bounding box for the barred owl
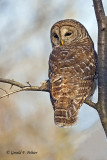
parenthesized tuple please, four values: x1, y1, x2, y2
(48, 19, 96, 127)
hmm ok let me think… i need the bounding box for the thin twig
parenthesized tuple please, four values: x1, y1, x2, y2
(0, 88, 23, 99)
(26, 81, 32, 86)
(0, 87, 8, 95)
(0, 85, 50, 99)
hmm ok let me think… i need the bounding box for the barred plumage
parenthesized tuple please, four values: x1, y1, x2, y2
(49, 19, 96, 127)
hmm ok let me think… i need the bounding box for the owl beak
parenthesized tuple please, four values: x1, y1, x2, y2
(60, 39, 64, 45)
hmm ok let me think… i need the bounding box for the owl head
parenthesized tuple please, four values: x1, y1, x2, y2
(50, 19, 92, 48)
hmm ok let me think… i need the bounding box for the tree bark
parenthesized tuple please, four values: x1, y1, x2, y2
(93, 0, 107, 136)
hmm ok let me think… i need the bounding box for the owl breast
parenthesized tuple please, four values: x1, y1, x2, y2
(49, 45, 95, 127)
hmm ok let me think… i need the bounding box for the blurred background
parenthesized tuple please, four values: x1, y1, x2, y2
(0, 0, 107, 160)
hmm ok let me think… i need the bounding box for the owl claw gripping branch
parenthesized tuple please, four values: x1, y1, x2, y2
(48, 19, 96, 127)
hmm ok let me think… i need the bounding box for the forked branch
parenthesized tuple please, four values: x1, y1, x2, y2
(0, 78, 49, 99)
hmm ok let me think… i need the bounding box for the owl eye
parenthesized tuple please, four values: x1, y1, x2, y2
(65, 32, 72, 36)
(53, 33, 59, 39)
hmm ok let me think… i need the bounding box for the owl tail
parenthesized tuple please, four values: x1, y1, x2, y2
(54, 108, 78, 127)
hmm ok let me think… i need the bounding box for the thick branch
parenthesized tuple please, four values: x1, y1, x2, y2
(93, 0, 107, 136)
(93, 0, 105, 28)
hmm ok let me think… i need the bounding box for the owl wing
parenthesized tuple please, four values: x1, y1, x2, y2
(49, 45, 95, 127)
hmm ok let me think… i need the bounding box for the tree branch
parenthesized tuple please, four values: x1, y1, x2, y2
(84, 99, 97, 109)
(93, 0, 105, 26)
(0, 78, 50, 93)
(93, 0, 107, 136)
(0, 78, 97, 108)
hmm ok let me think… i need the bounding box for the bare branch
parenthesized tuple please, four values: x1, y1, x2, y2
(26, 81, 32, 86)
(93, 0, 107, 136)
(0, 88, 23, 99)
(0, 77, 98, 111)
(0, 78, 50, 92)
(0, 88, 9, 96)
(0, 84, 50, 99)
(84, 99, 97, 109)
(93, 0, 105, 28)
(0, 78, 25, 88)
